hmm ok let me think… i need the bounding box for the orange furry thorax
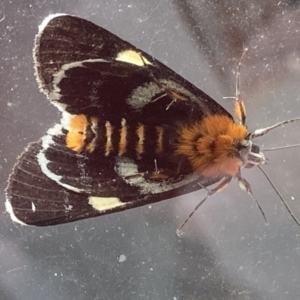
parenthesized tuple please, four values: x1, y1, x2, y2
(176, 115, 249, 178)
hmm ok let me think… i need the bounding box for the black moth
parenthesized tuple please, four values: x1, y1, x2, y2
(5, 14, 300, 228)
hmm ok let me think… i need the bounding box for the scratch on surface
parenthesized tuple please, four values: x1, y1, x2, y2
(7, 265, 29, 273)
(138, 0, 163, 22)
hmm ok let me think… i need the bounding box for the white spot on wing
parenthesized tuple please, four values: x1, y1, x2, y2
(88, 196, 125, 212)
(64, 204, 73, 212)
(115, 157, 199, 194)
(126, 79, 199, 110)
(31, 202, 36, 213)
(126, 82, 161, 109)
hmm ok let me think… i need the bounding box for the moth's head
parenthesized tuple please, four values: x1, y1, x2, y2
(238, 140, 266, 169)
(65, 114, 98, 153)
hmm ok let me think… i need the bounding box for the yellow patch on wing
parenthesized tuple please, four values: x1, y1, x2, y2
(88, 196, 124, 211)
(116, 50, 152, 66)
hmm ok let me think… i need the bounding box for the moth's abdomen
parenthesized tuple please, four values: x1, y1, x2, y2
(65, 114, 169, 158)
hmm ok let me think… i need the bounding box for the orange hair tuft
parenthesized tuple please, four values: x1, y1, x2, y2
(66, 115, 89, 152)
(176, 115, 249, 178)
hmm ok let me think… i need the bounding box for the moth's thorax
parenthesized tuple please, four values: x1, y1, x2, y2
(175, 115, 265, 178)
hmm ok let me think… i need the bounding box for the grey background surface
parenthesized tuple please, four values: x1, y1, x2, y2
(1, 1, 300, 299)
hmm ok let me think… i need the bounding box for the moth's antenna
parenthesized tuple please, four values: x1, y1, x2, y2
(252, 117, 300, 138)
(224, 48, 248, 125)
(258, 165, 300, 226)
(262, 143, 300, 152)
(235, 48, 248, 102)
(234, 48, 248, 125)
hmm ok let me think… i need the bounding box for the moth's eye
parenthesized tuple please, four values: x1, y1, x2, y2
(251, 144, 260, 154)
(239, 139, 250, 149)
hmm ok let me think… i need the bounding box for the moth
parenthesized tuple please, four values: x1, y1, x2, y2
(5, 14, 300, 228)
